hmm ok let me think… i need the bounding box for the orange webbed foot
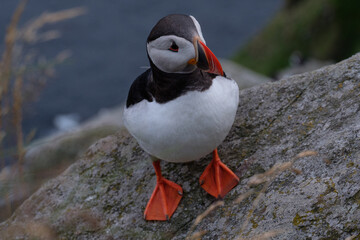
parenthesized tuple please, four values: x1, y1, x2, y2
(199, 149, 239, 198)
(144, 161, 183, 221)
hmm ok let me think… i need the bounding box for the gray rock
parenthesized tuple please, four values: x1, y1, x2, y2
(0, 60, 269, 223)
(0, 106, 124, 222)
(221, 59, 272, 88)
(1, 53, 359, 239)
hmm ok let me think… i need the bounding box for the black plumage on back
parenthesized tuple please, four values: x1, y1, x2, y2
(125, 66, 223, 108)
(126, 69, 153, 108)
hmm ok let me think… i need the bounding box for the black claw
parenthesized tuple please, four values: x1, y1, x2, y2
(166, 215, 170, 221)
(200, 179, 204, 185)
(178, 191, 183, 196)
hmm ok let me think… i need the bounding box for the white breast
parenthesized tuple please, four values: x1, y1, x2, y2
(124, 76, 239, 162)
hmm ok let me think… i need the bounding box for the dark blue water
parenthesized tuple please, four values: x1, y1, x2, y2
(0, 0, 282, 137)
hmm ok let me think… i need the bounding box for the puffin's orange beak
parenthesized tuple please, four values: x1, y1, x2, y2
(188, 38, 224, 76)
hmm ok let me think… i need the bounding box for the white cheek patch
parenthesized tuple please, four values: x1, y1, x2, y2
(147, 35, 196, 73)
(190, 15, 206, 44)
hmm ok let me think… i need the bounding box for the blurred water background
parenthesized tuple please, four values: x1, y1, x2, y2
(1, 0, 282, 139)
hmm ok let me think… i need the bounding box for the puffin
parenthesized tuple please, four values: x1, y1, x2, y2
(123, 14, 239, 221)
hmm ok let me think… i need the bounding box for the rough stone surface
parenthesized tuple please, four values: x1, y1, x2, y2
(0, 59, 268, 223)
(0, 106, 124, 222)
(0, 54, 360, 239)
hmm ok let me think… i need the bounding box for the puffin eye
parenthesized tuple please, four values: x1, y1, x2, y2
(168, 42, 179, 52)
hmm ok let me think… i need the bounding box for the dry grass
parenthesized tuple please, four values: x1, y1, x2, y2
(13, 74, 24, 174)
(0, 0, 27, 170)
(187, 150, 318, 240)
(0, 0, 86, 222)
(186, 200, 225, 239)
(20, 7, 87, 44)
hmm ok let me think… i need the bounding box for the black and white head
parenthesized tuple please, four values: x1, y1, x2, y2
(147, 14, 223, 76)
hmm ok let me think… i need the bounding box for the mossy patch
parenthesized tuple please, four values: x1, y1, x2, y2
(292, 213, 305, 226)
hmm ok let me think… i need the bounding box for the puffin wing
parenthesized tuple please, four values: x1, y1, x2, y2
(126, 69, 153, 108)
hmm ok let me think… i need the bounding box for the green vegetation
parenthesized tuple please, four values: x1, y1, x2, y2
(233, 0, 360, 76)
